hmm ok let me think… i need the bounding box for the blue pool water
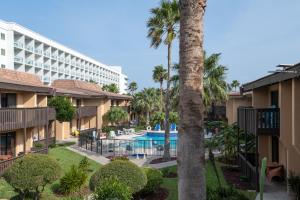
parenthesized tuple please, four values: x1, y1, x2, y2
(134, 131, 178, 141)
(124, 131, 178, 150)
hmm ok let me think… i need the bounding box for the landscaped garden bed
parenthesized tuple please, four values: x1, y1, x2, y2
(150, 157, 177, 164)
(221, 166, 255, 190)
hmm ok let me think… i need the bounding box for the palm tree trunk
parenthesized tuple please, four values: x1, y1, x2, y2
(160, 81, 163, 111)
(178, 0, 206, 199)
(163, 42, 172, 161)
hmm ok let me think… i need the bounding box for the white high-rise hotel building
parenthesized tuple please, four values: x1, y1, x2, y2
(0, 20, 128, 94)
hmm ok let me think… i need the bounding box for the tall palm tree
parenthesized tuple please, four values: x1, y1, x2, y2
(147, 0, 180, 161)
(231, 80, 240, 92)
(203, 53, 228, 107)
(178, 0, 206, 199)
(128, 81, 138, 95)
(153, 65, 167, 111)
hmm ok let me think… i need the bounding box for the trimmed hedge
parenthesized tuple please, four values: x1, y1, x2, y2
(90, 160, 147, 193)
(4, 154, 61, 199)
(92, 177, 132, 200)
(141, 168, 163, 194)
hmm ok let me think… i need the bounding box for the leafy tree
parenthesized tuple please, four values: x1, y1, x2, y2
(102, 83, 119, 93)
(103, 107, 128, 127)
(169, 111, 179, 124)
(48, 96, 75, 122)
(128, 81, 138, 95)
(152, 65, 167, 111)
(147, 0, 180, 161)
(150, 111, 165, 127)
(178, 0, 207, 199)
(4, 154, 61, 200)
(89, 79, 97, 84)
(130, 88, 160, 125)
(231, 80, 240, 92)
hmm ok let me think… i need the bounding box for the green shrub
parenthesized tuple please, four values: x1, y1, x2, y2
(90, 160, 147, 193)
(141, 168, 163, 194)
(111, 156, 129, 161)
(207, 186, 249, 200)
(288, 172, 300, 199)
(78, 157, 90, 172)
(92, 177, 132, 200)
(60, 165, 88, 194)
(33, 143, 44, 149)
(4, 154, 61, 199)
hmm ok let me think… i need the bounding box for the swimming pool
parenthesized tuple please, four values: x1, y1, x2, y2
(134, 131, 178, 141)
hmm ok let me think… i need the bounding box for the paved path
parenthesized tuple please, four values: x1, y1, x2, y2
(255, 181, 291, 200)
(67, 145, 110, 165)
(68, 145, 178, 169)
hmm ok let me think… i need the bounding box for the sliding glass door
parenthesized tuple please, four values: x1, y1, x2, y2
(0, 132, 16, 156)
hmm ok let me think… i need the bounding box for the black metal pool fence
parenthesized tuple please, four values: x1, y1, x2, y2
(78, 132, 177, 157)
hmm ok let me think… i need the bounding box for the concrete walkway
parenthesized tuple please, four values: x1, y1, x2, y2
(255, 181, 291, 200)
(67, 145, 178, 169)
(67, 145, 110, 165)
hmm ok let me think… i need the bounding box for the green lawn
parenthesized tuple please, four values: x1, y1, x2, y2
(0, 146, 101, 200)
(161, 162, 257, 200)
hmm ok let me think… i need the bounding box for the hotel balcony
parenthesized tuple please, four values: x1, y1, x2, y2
(14, 56, 23, 64)
(25, 59, 34, 66)
(14, 41, 24, 49)
(34, 49, 43, 55)
(237, 107, 280, 136)
(76, 106, 97, 119)
(43, 51, 51, 58)
(25, 45, 34, 52)
(51, 66, 58, 72)
(43, 76, 50, 82)
(43, 64, 50, 70)
(51, 55, 58, 60)
(0, 107, 56, 132)
(58, 68, 64, 74)
(34, 62, 43, 69)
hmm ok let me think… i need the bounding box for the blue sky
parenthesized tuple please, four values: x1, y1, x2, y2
(1, 0, 300, 89)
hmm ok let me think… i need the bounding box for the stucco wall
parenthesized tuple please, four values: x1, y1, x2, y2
(226, 96, 252, 124)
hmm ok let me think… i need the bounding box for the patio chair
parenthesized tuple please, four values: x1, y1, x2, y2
(117, 130, 124, 136)
(267, 166, 284, 182)
(154, 124, 161, 131)
(109, 131, 116, 138)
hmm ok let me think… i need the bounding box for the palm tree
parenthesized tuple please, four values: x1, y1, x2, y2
(178, 0, 207, 199)
(231, 80, 240, 92)
(147, 0, 180, 161)
(131, 88, 159, 125)
(128, 81, 138, 95)
(203, 53, 228, 107)
(153, 65, 167, 111)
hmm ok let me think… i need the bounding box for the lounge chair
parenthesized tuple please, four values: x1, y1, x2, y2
(117, 130, 124, 136)
(154, 124, 161, 131)
(109, 131, 116, 138)
(170, 123, 177, 131)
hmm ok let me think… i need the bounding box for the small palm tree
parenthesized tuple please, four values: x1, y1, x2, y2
(203, 53, 228, 107)
(128, 81, 138, 95)
(147, 0, 180, 161)
(231, 80, 240, 92)
(153, 65, 167, 111)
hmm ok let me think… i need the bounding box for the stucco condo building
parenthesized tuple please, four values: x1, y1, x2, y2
(0, 20, 128, 94)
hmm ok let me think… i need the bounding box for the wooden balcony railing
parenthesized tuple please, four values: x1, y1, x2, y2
(76, 106, 97, 119)
(238, 107, 280, 135)
(0, 148, 48, 176)
(0, 107, 56, 132)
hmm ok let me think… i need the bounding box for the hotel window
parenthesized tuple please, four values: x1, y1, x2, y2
(1, 49, 5, 56)
(0, 33, 4, 40)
